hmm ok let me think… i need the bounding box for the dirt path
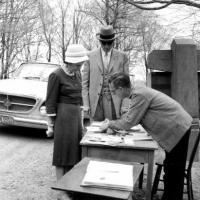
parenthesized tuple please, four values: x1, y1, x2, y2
(0, 126, 57, 200)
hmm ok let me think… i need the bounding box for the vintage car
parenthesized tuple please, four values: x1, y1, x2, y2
(0, 62, 60, 130)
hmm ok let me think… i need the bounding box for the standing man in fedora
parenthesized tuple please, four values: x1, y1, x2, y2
(82, 25, 129, 121)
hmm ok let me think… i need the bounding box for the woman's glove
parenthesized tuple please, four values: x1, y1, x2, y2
(46, 124, 54, 138)
(46, 116, 55, 138)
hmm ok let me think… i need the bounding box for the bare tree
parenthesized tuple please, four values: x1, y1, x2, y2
(38, 0, 56, 62)
(123, 0, 200, 10)
(137, 14, 171, 78)
(72, 9, 85, 44)
(0, 0, 40, 79)
(72, 0, 96, 47)
(50, 0, 73, 62)
(79, 1, 170, 51)
(79, 0, 173, 80)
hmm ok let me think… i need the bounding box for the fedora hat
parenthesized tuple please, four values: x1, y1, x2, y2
(65, 44, 88, 64)
(96, 25, 117, 41)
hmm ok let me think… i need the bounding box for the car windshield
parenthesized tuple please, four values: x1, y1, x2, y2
(13, 63, 60, 82)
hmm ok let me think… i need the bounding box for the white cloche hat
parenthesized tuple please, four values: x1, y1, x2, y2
(65, 44, 88, 64)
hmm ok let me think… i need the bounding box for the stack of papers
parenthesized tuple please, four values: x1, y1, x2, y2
(86, 121, 104, 132)
(86, 126, 101, 132)
(81, 160, 133, 191)
(90, 121, 104, 126)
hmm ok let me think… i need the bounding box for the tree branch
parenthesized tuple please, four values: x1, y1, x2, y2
(123, 0, 200, 10)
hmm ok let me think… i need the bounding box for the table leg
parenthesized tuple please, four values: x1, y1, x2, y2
(145, 152, 154, 200)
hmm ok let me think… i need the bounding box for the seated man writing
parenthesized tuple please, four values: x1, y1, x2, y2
(100, 72, 192, 200)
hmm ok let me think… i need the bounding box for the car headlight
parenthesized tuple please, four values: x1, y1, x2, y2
(40, 106, 47, 115)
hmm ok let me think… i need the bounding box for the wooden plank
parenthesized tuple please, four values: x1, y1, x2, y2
(147, 50, 172, 71)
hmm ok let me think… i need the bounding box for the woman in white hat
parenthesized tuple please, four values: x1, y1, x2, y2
(46, 44, 88, 200)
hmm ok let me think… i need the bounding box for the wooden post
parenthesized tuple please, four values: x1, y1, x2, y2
(171, 39, 199, 117)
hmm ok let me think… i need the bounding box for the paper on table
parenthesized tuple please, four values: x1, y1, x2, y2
(86, 126, 102, 132)
(123, 134, 152, 145)
(81, 160, 133, 191)
(84, 133, 123, 145)
(86, 121, 105, 132)
(90, 121, 104, 127)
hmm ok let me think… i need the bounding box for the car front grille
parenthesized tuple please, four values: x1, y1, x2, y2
(0, 94, 36, 112)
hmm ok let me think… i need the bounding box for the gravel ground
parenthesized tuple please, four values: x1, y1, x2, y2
(0, 126, 199, 200)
